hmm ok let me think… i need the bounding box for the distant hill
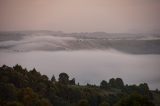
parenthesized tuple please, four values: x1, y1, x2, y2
(0, 31, 160, 54)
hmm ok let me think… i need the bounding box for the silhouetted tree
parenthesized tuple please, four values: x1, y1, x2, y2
(115, 78, 124, 89)
(109, 78, 124, 89)
(51, 74, 56, 83)
(109, 78, 116, 88)
(69, 78, 75, 85)
(13, 64, 23, 71)
(139, 83, 149, 91)
(100, 80, 108, 89)
(58, 72, 69, 85)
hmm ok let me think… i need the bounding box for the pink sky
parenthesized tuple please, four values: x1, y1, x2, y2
(0, 0, 160, 33)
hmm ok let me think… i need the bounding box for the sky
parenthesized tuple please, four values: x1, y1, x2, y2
(0, 0, 160, 33)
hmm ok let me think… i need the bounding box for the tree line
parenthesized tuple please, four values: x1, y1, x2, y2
(0, 64, 157, 106)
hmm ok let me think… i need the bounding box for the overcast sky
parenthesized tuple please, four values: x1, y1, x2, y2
(0, 0, 160, 33)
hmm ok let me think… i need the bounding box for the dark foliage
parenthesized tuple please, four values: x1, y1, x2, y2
(114, 93, 155, 106)
(0, 65, 157, 106)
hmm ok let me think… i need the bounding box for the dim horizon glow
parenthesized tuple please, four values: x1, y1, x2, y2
(0, 0, 160, 33)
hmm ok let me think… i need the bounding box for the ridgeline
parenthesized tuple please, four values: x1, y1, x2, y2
(0, 65, 160, 106)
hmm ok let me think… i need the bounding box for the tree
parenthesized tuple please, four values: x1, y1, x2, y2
(13, 64, 23, 71)
(18, 87, 39, 106)
(138, 83, 152, 99)
(139, 83, 149, 91)
(0, 83, 17, 101)
(69, 78, 75, 85)
(0, 65, 157, 106)
(51, 74, 56, 83)
(155, 89, 159, 94)
(41, 75, 49, 81)
(109, 78, 124, 89)
(109, 78, 116, 88)
(100, 80, 108, 89)
(58, 72, 69, 85)
(115, 78, 124, 89)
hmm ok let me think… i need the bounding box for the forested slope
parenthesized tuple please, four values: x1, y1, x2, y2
(0, 65, 159, 106)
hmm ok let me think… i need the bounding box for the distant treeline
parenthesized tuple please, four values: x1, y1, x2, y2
(0, 64, 159, 106)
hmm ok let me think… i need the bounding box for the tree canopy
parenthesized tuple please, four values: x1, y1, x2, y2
(0, 65, 157, 106)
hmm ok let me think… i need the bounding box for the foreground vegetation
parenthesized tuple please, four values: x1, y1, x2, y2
(0, 65, 160, 106)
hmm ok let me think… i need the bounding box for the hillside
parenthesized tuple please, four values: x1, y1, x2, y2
(0, 65, 160, 106)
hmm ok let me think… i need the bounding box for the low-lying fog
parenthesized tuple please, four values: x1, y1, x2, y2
(0, 50, 160, 90)
(0, 32, 160, 90)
